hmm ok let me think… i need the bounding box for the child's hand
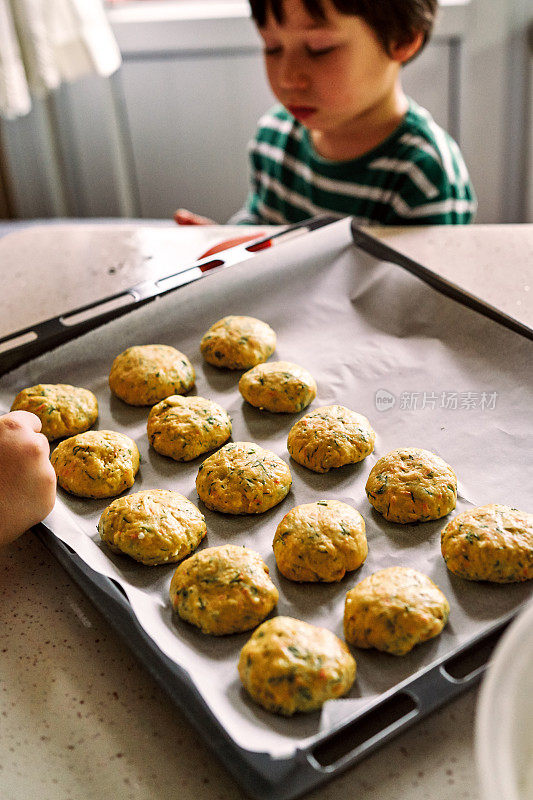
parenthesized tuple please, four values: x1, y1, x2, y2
(174, 208, 216, 225)
(0, 411, 57, 546)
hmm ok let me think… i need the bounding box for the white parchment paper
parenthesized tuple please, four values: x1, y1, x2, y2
(1, 218, 531, 757)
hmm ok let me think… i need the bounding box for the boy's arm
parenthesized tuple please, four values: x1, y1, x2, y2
(0, 411, 56, 547)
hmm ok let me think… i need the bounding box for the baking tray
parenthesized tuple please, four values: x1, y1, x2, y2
(1, 216, 532, 799)
(1, 216, 531, 376)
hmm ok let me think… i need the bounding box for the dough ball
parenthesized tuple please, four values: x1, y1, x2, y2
(11, 383, 98, 441)
(147, 395, 231, 461)
(196, 441, 291, 514)
(169, 544, 278, 635)
(344, 566, 450, 656)
(238, 616, 356, 715)
(108, 344, 195, 406)
(200, 315, 276, 369)
(98, 489, 206, 565)
(238, 360, 316, 413)
(287, 405, 375, 473)
(441, 503, 533, 582)
(365, 447, 457, 524)
(273, 500, 367, 582)
(51, 430, 139, 498)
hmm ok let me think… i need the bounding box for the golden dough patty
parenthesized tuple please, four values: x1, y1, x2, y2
(51, 430, 139, 498)
(366, 447, 457, 524)
(200, 315, 276, 369)
(196, 441, 291, 514)
(238, 616, 356, 715)
(98, 489, 206, 565)
(441, 503, 533, 583)
(344, 566, 450, 656)
(287, 405, 376, 473)
(108, 344, 195, 406)
(147, 395, 232, 461)
(238, 360, 317, 413)
(273, 500, 368, 582)
(11, 383, 98, 441)
(169, 544, 278, 635)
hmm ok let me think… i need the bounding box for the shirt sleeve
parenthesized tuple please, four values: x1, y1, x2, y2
(380, 145, 478, 226)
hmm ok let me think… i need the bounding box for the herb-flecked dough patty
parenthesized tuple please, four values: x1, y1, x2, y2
(11, 383, 98, 440)
(200, 315, 276, 369)
(98, 489, 206, 565)
(169, 544, 278, 635)
(147, 395, 232, 461)
(108, 344, 195, 406)
(51, 430, 140, 498)
(344, 566, 450, 656)
(441, 503, 533, 582)
(273, 500, 368, 582)
(238, 616, 356, 715)
(365, 447, 457, 524)
(287, 405, 376, 473)
(238, 360, 317, 413)
(196, 441, 291, 514)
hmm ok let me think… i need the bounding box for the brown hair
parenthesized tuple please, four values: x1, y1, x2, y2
(249, 0, 438, 59)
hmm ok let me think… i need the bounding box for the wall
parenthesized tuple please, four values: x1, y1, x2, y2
(460, 0, 532, 222)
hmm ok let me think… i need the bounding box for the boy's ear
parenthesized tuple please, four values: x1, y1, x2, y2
(391, 30, 424, 64)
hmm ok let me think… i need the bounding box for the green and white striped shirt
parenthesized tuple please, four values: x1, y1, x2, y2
(230, 99, 477, 226)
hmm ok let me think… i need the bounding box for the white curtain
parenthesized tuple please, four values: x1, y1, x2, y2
(0, 0, 121, 120)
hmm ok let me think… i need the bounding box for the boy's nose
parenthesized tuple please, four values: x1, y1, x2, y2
(277, 54, 308, 89)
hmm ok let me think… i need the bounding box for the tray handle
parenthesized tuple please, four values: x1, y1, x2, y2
(0, 215, 338, 377)
(303, 614, 514, 775)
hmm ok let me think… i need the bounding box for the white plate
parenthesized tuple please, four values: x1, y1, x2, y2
(476, 599, 533, 800)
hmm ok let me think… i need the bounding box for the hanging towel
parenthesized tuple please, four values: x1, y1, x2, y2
(0, 0, 122, 119)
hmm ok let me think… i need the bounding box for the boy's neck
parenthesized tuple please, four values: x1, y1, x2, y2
(310, 84, 409, 162)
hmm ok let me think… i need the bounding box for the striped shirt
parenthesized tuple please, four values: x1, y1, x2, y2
(229, 99, 477, 226)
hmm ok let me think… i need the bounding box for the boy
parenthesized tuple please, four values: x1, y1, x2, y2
(0, 411, 56, 547)
(175, 0, 476, 227)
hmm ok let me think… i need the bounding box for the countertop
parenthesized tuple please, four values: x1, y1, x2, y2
(1, 221, 532, 800)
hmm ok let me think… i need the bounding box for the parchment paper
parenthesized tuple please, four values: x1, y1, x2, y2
(1, 217, 531, 757)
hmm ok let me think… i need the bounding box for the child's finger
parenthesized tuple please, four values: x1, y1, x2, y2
(4, 409, 43, 433)
(174, 208, 194, 224)
(174, 208, 215, 225)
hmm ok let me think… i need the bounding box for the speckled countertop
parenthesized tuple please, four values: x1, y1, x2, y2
(1, 222, 532, 800)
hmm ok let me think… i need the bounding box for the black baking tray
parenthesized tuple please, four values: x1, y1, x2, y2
(34, 523, 521, 800)
(0, 216, 531, 377)
(2, 215, 532, 799)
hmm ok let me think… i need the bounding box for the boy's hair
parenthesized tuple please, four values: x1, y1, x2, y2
(249, 0, 438, 59)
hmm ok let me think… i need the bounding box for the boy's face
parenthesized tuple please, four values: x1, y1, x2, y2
(258, 0, 401, 140)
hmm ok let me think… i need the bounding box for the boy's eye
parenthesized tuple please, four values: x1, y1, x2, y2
(263, 44, 338, 57)
(305, 45, 338, 57)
